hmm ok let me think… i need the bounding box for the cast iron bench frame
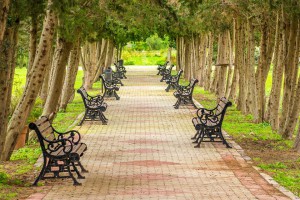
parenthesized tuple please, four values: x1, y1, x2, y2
(165, 69, 183, 92)
(29, 116, 88, 186)
(100, 74, 120, 100)
(77, 87, 108, 125)
(191, 97, 232, 148)
(173, 78, 199, 109)
(157, 61, 169, 75)
(160, 64, 175, 82)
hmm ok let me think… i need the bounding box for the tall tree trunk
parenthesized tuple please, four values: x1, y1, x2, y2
(204, 32, 214, 91)
(27, 13, 38, 74)
(246, 19, 258, 120)
(282, 73, 300, 139)
(42, 37, 73, 119)
(280, 17, 299, 133)
(216, 31, 230, 98)
(82, 42, 98, 89)
(59, 38, 80, 111)
(184, 36, 191, 80)
(93, 39, 108, 83)
(176, 36, 180, 71)
(167, 47, 172, 66)
(39, 47, 53, 103)
(294, 119, 300, 153)
(2, 0, 56, 161)
(0, 20, 19, 159)
(266, 11, 285, 130)
(236, 19, 247, 113)
(255, 14, 275, 123)
(104, 39, 115, 69)
(198, 34, 207, 87)
(0, 0, 10, 42)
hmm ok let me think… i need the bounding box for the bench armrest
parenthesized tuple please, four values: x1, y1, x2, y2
(46, 138, 74, 156)
(198, 113, 221, 126)
(54, 129, 81, 145)
(196, 108, 214, 118)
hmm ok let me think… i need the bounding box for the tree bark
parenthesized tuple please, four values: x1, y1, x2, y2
(0, 0, 10, 42)
(59, 38, 80, 111)
(27, 13, 38, 75)
(280, 16, 299, 133)
(204, 32, 214, 91)
(184, 36, 191, 80)
(294, 119, 300, 153)
(255, 14, 276, 123)
(42, 37, 73, 119)
(2, 0, 56, 161)
(0, 20, 19, 159)
(266, 11, 285, 130)
(104, 39, 115, 69)
(82, 42, 99, 89)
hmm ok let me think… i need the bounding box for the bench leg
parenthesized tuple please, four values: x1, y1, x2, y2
(191, 130, 199, 140)
(174, 99, 181, 109)
(78, 110, 88, 126)
(165, 84, 171, 92)
(218, 131, 232, 148)
(194, 129, 205, 148)
(77, 161, 89, 173)
(114, 91, 120, 100)
(99, 112, 107, 125)
(33, 160, 47, 186)
(67, 163, 81, 186)
(72, 162, 85, 179)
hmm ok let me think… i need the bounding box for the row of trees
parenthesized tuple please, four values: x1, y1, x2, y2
(0, 0, 172, 160)
(174, 0, 300, 150)
(0, 0, 299, 160)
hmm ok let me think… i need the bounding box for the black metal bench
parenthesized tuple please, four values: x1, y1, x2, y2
(29, 116, 88, 186)
(157, 61, 169, 75)
(173, 78, 199, 109)
(160, 64, 175, 82)
(77, 87, 108, 125)
(191, 97, 232, 148)
(165, 69, 183, 92)
(114, 60, 127, 79)
(100, 75, 120, 100)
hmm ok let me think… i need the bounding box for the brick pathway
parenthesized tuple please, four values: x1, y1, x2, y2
(28, 66, 295, 200)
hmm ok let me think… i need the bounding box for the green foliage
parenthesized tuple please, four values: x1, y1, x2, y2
(0, 172, 9, 184)
(121, 50, 168, 66)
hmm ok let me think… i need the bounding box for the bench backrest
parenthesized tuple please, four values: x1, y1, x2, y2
(188, 78, 199, 94)
(175, 69, 183, 82)
(214, 97, 232, 124)
(77, 87, 90, 107)
(29, 116, 57, 155)
(99, 75, 108, 88)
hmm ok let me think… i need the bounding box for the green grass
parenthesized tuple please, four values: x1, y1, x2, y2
(121, 50, 176, 65)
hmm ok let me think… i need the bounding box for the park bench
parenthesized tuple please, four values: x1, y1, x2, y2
(191, 97, 232, 148)
(160, 64, 175, 82)
(157, 61, 169, 75)
(114, 60, 127, 79)
(165, 69, 183, 92)
(77, 87, 108, 125)
(100, 74, 120, 100)
(29, 116, 88, 186)
(173, 78, 199, 109)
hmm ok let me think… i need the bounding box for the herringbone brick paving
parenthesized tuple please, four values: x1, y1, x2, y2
(28, 66, 293, 200)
